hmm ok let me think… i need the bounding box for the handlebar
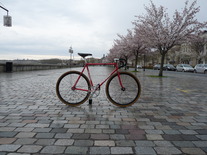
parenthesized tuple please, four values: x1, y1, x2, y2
(114, 58, 127, 69)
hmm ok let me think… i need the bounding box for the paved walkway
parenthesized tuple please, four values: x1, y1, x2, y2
(0, 67, 207, 155)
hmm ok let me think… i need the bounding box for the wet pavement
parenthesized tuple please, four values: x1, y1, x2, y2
(0, 67, 207, 155)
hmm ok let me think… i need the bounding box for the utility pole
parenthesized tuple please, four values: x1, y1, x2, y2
(0, 4, 12, 27)
(69, 46, 73, 68)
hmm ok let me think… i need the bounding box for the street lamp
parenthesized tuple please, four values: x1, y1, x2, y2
(69, 46, 73, 67)
(143, 54, 146, 71)
(0, 5, 12, 27)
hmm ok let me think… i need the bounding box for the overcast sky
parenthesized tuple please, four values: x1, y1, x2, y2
(0, 0, 207, 60)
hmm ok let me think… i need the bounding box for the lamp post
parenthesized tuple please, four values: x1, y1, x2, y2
(69, 46, 73, 67)
(0, 5, 12, 27)
(143, 54, 146, 71)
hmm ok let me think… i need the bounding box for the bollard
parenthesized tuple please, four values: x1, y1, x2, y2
(5, 62, 13, 72)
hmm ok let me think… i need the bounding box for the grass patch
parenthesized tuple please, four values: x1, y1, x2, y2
(148, 75, 168, 78)
(131, 70, 140, 72)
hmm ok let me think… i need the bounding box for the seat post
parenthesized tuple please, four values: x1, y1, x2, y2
(83, 57, 86, 63)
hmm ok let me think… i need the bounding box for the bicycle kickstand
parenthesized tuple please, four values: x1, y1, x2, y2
(89, 98, 92, 105)
(88, 84, 100, 105)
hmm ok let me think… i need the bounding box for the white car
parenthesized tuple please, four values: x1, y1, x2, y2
(194, 64, 207, 74)
(176, 64, 194, 72)
(137, 65, 142, 69)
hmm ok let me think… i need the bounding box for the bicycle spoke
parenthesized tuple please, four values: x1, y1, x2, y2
(56, 71, 90, 106)
(106, 72, 141, 107)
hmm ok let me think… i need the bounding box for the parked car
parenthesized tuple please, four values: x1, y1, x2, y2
(136, 65, 142, 69)
(176, 64, 194, 72)
(163, 64, 176, 71)
(194, 64, 207, 74)
(153, 64, 161, 70)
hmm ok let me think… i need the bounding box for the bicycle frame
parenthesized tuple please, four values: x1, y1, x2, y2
(56, 54, 141, 107)
(72, 62, 124, 92)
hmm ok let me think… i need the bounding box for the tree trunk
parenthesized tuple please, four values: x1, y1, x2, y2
(125, 57, 128, 70)
(159, 52, 166, 77)
(134, 50, 139, 72)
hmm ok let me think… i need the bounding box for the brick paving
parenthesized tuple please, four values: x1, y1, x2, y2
(0, 67, 207, 154)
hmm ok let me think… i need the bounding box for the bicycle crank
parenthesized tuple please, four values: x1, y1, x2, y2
(90, 84, 101, 98)
(88, 84, 100, 105)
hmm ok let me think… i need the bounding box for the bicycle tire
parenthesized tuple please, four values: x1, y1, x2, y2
(56, 71, 91, 106)
(105, 72, 141, 107)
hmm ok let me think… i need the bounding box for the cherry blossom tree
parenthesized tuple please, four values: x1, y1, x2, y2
(133, 0, 207, 76)
(107, 46, 119, 62)
(114, 34, 132, 64)
(132, 29, 147, 71)
(108, 31, 133, 68)
(108, 29, 146, 71)
(190, 31, 207, 63)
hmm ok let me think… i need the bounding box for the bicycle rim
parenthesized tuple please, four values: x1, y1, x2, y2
(106, 72, 141, 107)
(56, 71, 91, 106)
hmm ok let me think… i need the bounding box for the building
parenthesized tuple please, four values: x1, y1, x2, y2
(141, 31, 207, 67)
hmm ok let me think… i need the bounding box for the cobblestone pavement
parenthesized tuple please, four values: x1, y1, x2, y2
(0, 67, 207, 155)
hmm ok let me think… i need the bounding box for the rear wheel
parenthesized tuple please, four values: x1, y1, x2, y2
(56, 71, 91, 106)
(106, 72, 141, 107)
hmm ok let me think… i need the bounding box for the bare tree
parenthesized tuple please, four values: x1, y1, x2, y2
(133, 0, 207, 76)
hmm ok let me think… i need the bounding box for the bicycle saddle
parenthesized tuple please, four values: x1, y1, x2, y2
(78, 53, 92, 58)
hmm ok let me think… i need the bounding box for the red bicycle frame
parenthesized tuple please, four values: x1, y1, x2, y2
(72, 62, 124, 92)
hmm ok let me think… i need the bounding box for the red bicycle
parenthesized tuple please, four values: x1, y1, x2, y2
(56, 53, 141, 107)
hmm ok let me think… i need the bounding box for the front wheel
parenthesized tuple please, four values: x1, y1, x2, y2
(105, 72, 141, 107)
(56, 71, 91, 106)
